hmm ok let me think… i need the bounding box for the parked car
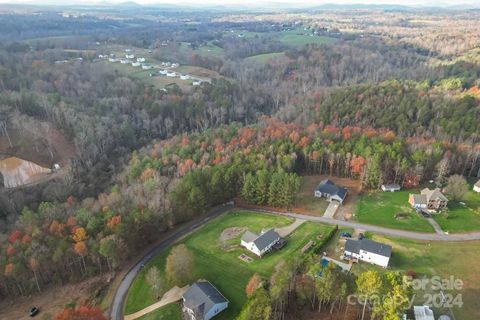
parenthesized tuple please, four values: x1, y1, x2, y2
(341, 232, 352, 238)
(30, 307, 39, 317)
(358, 233, 365, 240)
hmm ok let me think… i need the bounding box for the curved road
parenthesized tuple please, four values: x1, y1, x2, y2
(110, 205, 480, 319)
(110, 204, 234, 320)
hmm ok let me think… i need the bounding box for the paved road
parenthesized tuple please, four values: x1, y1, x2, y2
(110, 204, 233, 320)
(110, 204, 480, 319)
(246, 208, 480, 242)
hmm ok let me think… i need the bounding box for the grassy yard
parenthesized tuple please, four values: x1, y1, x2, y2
(293, 176, 330, 216)
(244, 52, 286, 64)
(433, 187, 480, 233)
(356, 190, 435, 232)
(125, 211, 335, 319)
(136, 303, 182, 320)
(351, 234, 480, 320)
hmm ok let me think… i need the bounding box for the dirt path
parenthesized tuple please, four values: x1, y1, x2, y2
(124, 286, 189, 320)
(275, 218, 306, 237)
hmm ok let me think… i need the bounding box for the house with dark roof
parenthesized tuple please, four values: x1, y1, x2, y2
(474, 180, 480, 193)
(182, 280, 229, 320)
(241, 229, 281, 257)
(344, 239, 392, 268)
(314, 179, 348, 204)
(408, 188, 448, 211)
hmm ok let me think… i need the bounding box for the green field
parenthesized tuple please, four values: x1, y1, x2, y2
(125, 211, 335, 319)
(244, 52, 286, 64)
(351, 234, 480, 320)
(356, 190, 435, 232)
(278, 34, 337, 46)
(433, 186, 480, 232)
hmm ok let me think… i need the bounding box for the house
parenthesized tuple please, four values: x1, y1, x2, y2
(142, 64, 153, 70)
(131, 62, 141, 67)
(413, 305, 435, 320)
(192, 80, 202, 86)
(241, 229, 281, 257)
(166, 71, 176, 77)
(409, 188, 448, 211)
(182, 280, 228, 320)
(314, 179, 348, 204)
(474, 180, 480, 193)
(137, 57, 146, 62)
(159, 69, 168, 75)
(108, 58, 119, 62)
(344, 239, 392, 268)
(381, 184, 401, 192)
(171, 62, 180, 68)
(180, 74, 191, 80)
(125, 54, 135, 59)
(120, 59, 129, 64)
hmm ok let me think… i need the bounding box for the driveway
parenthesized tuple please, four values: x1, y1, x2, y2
(323, 201, 339, 219)
(124, 285, 189, 320)
(275, 218, 305, 237)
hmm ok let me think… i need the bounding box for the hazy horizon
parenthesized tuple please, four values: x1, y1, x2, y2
(2, 0, 480, 8)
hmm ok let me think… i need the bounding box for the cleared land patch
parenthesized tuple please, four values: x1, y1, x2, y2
(356, 189, 435, 232)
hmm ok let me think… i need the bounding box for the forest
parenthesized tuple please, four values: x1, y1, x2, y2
(0, 5, 479, 320)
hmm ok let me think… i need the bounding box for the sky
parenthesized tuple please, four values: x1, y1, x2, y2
(2, 0, 479, 7)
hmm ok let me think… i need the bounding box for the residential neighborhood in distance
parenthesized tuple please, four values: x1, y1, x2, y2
(0, 1, 479, 320)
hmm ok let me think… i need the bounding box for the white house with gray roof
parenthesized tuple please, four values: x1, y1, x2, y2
(344, 239, 392, 268)
(182, 280, 228, 320)
(241, 229, 281, 257)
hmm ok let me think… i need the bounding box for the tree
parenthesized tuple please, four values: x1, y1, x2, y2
(146, 266, 164, 299)
(246, 273, 262, 297)
(446, 174, 469, 201)
(237, 287, 272, 320)
(356, 270, 383, 320)
(165, 244, 194, 286)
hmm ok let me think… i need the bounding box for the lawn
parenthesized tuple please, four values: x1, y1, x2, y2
(356, 190, 435, 232)
(244, 52, 286, 64)
(351, 234, 480, 320)
(125, 211, 335, 319)
(432, 187, 480, 233)
(136, 303, 182, 320)
(293, 176, 330, 216)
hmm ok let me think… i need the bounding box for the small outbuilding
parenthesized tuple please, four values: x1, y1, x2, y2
(381, 184, 401, 192)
